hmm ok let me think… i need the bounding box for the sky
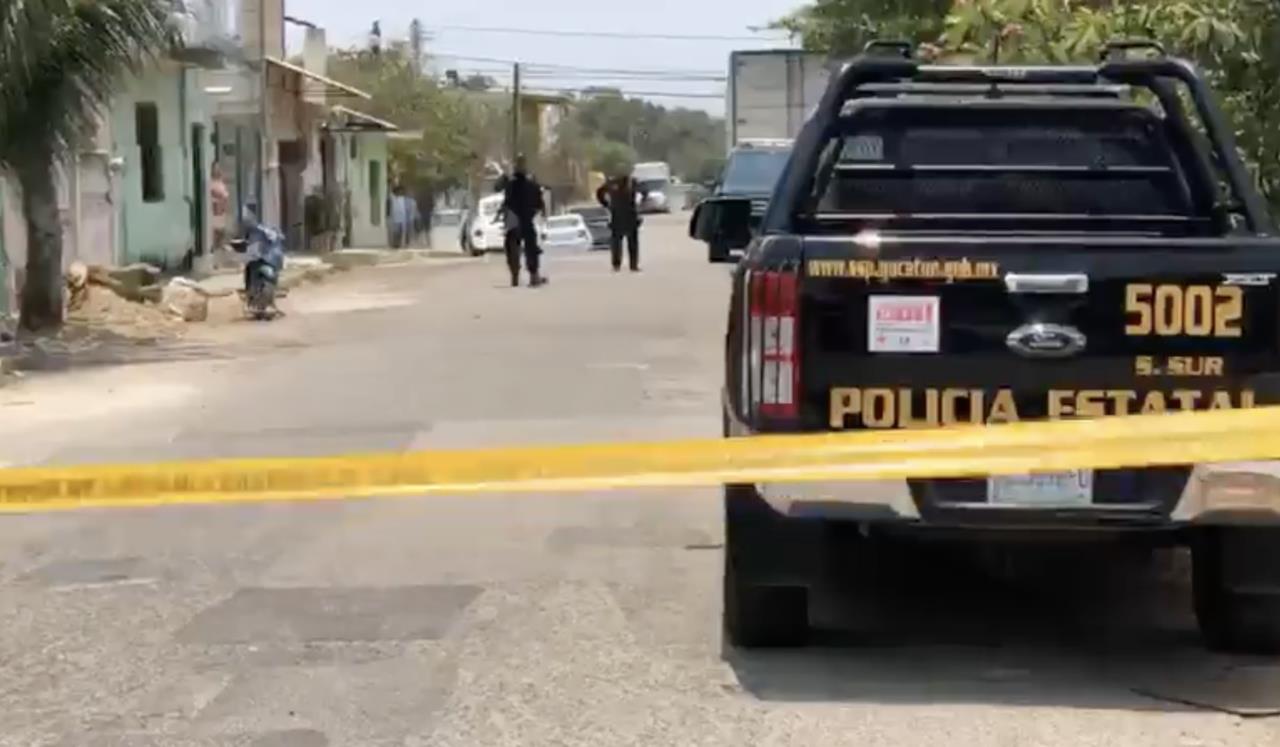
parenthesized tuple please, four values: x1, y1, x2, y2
(283, 0, 810, 115)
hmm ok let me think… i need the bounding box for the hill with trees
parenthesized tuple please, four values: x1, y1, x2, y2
(326, 43, 729, 204)
(567, 91, 726, 183)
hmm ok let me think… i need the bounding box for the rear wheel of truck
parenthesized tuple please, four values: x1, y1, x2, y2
(722, 484, 810, 648)
(1193, 527, 1280, 654)
(708, 242, 730, 263)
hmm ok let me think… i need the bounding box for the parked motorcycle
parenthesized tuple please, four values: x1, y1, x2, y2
(229, 224, 283, 321)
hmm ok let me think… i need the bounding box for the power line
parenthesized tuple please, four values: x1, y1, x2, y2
(437, 70, 732, 89)
(428, 24, 789, 42)
(523, 72, 727, 82)
(431, 52, 723, 76)
(523, 87, 724, 99)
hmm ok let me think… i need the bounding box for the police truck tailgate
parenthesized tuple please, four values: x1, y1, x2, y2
(803, 238, 1280, 433)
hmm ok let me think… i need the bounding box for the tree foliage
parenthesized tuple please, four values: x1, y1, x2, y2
(329, 45, 726, 197)
(0, 0, 174, 331)
(777, 0, 954, 56)
(779, 0, 1280, 212)
(588, 140, 638, 178)
(571, 93, 725, 181)
(328, 45, 509, 195)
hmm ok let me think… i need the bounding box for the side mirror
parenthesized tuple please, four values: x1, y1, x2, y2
(689, 197, 752, 248)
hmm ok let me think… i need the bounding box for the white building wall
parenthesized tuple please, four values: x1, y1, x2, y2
(239, 0, 283, 60)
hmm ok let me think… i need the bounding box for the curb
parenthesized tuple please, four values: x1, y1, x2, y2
(375, 254, 475, 269)
(280, 265, 337, 291)
(329, 249, 475, 270)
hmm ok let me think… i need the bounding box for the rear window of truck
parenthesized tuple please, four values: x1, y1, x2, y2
(816, 105, 1200, 220)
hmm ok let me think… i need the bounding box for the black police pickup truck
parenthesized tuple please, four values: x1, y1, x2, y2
(691, 41, 1280, 652)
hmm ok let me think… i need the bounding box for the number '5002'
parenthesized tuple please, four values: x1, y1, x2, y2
(1125, 284, 1243, 337)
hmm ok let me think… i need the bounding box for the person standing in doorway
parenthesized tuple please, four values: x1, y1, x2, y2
(404, 190, 421, 247)
(499, 155, 547, 287)
(417, 186, 435, 248)
(210, 161, 230, 253)
(596, 171, 648, 272)
(389, 184, 410, 248)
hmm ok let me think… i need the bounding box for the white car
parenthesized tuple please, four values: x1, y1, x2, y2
(462, 195, 508, 255)
(541, 214, 592, 251)
(463, 194, 551, 255)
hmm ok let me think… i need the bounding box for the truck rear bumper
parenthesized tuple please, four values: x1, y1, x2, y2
(725, 403, 1280, 527)
(754, 464, 1280, 527)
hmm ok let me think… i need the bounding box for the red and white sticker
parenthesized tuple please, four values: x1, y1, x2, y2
(868, 296, 940, 353)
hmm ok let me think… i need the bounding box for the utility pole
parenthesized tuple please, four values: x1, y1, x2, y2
(409, 19, 424, 77)
(511, 62, 522, 167)
(258, 0, 268, 225)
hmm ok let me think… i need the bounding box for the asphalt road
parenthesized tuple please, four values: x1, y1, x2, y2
(1, 214, 1279, 745)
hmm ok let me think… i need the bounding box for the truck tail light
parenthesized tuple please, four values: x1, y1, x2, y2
(747, 269, 800, 422)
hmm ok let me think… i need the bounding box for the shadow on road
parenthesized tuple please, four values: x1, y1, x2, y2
(725, 542, 1280, 716)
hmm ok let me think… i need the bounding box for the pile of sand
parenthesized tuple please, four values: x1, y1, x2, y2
(63, 283, 187, 341)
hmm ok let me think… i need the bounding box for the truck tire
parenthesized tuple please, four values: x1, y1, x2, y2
(1193, 527, 1280, 654)
(722, 483, 810, 648)
(708, 242, 730, 264)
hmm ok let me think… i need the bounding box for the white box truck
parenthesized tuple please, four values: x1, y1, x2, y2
(632, 161, 673, 213)
(699, 50, 836, 263)
(726, 49, 836, 146)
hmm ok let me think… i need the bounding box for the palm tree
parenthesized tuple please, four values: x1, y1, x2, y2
(0, 0, 175, 332)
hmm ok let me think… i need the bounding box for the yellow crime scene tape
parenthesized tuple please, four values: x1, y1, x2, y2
(3, 406, 1280, 513)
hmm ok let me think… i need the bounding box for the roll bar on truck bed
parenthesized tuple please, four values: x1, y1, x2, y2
(762, 39, 1273, 237)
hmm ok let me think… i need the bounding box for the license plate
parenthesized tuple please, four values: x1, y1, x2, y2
(987, 470, 1093, 507)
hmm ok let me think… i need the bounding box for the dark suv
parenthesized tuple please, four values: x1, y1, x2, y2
(701, 140, 792, 263)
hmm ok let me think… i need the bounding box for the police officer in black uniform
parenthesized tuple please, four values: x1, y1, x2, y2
(596, 170, 648, 272)
(498, 155, 547, 287)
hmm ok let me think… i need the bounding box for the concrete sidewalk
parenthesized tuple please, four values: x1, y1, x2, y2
(194, 247, 475, 294)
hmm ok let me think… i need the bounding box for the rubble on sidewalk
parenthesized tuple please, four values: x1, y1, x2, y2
(66, 261, 164, 307)
(161, 278, 213, 323)
(65, 260, 250, 325)
(64, 266, 186, 340)
(62, 260, 232, 339)
(8, 253, 372, 350)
